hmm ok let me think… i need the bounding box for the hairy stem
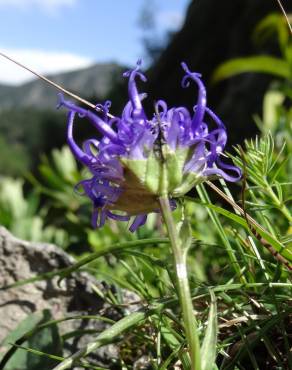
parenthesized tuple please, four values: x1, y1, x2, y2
(159, 196, 201, 370)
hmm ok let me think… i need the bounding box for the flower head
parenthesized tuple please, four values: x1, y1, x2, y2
(58, 61, 241, 231)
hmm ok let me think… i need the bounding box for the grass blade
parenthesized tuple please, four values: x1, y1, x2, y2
(0, 238, 169, 290)
(200, 290, 218, 370)
(211, 56, 290, 83)
(52, 303, 165, 370)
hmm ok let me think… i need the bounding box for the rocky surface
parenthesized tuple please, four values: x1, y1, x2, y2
(0, 226, 119, 368)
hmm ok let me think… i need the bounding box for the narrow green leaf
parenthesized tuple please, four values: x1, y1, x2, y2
(0, 310, 62, 370)
(9, 344, 107, 370)
(0, 312, 115, 370)
(160, 316, 191, 370)
(195, 184, 245, 282)
(158, 344, 185, 370)
(253, 13, 289, 51)
(211, 56, 290, 84)
(223, 312, 290, 370)
(255, 226, 292, 263)
(187, 199, 248, 229)
(52, 303, 164, 370)
(201, 291, 218, 370)
(1, 238, 169, 290)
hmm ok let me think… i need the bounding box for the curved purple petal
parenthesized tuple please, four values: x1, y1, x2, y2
(181, 62, 207, 132)
(123, 60, 147, 121)
(107, 212, 130, 222)
(129, 214, 147, 232)
(95, 100, 111, 120)
(67, 111, 93, 167)
(61, 95, 119, 143)
(203, 164, 242, 182)
(83, 139, 99, 157)
(91, 208, 100, 229)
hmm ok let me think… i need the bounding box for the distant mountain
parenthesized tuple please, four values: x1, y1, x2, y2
(0, 62, 124, 110)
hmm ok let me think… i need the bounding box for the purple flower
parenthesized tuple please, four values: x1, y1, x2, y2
(58, 61, 241, 232)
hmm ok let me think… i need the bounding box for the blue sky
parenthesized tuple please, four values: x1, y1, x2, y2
(0, 0, 189, 84)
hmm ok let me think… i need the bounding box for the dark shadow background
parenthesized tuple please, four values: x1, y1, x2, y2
(143, 0, 292, 144)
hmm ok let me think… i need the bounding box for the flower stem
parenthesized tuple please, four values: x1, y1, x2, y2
(266, 184, 292, 224)
(159, 196, 201, 370)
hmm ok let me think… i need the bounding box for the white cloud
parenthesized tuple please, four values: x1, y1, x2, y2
(157, 10, 184, 31)
(0, 48, 93, 85)
(0, 0, 77, 13)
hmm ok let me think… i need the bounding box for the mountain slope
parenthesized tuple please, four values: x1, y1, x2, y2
(0, 62, 124, 110)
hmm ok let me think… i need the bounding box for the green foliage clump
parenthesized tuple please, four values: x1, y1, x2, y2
(0, 108, 65, 176)
(0, 132, 290, 369)
(0, 135, 30, 175)
(0, 176, 68, 246)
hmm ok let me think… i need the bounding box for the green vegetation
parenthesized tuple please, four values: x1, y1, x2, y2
(0, 89, 290, 368)
(0, 108, 65, 176)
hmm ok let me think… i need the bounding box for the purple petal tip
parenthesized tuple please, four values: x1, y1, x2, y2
(56, 93, 65, 109)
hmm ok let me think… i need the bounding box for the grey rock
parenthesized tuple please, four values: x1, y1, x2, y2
(133, 355, 152, 370)
(0, 226, 119, 368)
